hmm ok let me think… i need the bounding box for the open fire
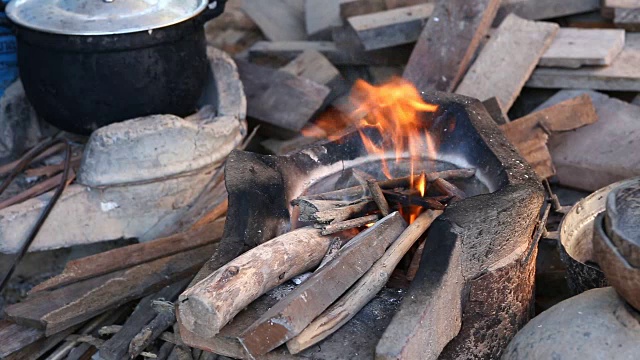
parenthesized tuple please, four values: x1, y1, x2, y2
(299, 77, 466, 225)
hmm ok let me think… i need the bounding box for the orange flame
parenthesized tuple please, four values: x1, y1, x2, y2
(306, 77, 441, 224)
(350, 78, 438, 181)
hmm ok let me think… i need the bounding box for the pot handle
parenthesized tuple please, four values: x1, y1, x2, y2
(200, 0, 228, 23)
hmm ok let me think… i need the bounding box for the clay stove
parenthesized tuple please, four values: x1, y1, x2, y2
(186, 91, 544, 359)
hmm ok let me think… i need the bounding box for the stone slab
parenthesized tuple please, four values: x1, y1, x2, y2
(503, 287, 640, 359)
(0, 170, 213, 254)
(536, 90, 640, 191)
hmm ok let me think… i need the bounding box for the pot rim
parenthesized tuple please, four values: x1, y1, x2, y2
(6, 0, 211, 36)
(560, 177, 640, 266)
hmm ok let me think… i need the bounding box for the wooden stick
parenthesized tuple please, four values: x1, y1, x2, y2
(406, 240, 426, 281)
(24, 156, 82, 178)
(129, 302, 176, 359)
(177, 227, 335, 338)
(367, 179, 390, 216)
(317, 238, 343, 269)
(293, 186, 368, 204)
(156, 341, 175, 360)
(309, 199, 378, 223)
(432, 178, 467, 202)
(321, 214, 380, 235)
(0, 142, 66, 178)
(237, 213, 407, 357)
(98, 279, 188, 360)
(6, 245, 215, 336)
(0, 169, 75, 211)
(30, 218, 225, 294)
(287, 209, 443, 354)
(382, 190, 445, 210)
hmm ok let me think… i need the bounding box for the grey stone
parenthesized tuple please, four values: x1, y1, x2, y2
(503, 287, 640, 360)
(77, 114, 243, 187)
(0, 170, 213, 254)
(536, 90, 640, 191)
(0, 80, 56, 164)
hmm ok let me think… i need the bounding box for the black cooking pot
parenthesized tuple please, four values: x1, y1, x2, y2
(6, 0, 227, 135)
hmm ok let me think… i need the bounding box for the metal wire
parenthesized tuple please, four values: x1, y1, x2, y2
(0, 138, 72, 293)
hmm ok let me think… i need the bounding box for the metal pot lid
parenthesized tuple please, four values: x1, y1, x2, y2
(6, 0, 210, 36)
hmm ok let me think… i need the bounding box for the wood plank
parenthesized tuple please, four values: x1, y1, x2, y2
(5, 244, 215, 336)
(528, 33, 640, 91)
(496, 0, 600, 24)
(281, 50, 349, 105)
(177, 227, 334, 338)
(305, 0, 349, 39)
(2, 325, 78, 360)
(540, 28, 625, 68)
(248, 41, 412, 66)
(0, 321, 43, 359)
(340, 0, 386, 18)
(385, 0, 431, 8)
(237, 213, 407, 357)
(30, 218, 225, 293)
(615, 7, 640, 31)
(24, 156, 81, 178)
(482, 97, 510, 125)
(347, 4, 435, 51)
(403, 0, 500, 93)
(97, 280, 189, 360)
(536, 90, 640, 191)
(500, 93, 599, 179)
(281, 50, 341, 83)
(456, 14, 559, 111)
(237, 60, 330, 132)
(0, 169, 75, 211)
(240, 0, 306, 41)
(603, 0, 640, 19)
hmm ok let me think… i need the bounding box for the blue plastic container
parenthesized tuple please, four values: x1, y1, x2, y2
(0, 0, 17, 97)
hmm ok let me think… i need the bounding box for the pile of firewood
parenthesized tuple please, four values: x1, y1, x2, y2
(177, 167, 475, 357)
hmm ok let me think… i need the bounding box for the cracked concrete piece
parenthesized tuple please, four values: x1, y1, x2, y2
(0, 170, 213, 254)
(503, 287, 640, 360)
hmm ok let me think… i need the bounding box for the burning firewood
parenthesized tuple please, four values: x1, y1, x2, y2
(295, 168, 476, 203)
(367, 179, 391, 215)
(177, 227, 348, 338)
(287, 209, 443, 354)
(293, 168, 475, 226)
(296, 197, 377, 223)
(320, 214, 380, 235)
(432, 178, 467, 202)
